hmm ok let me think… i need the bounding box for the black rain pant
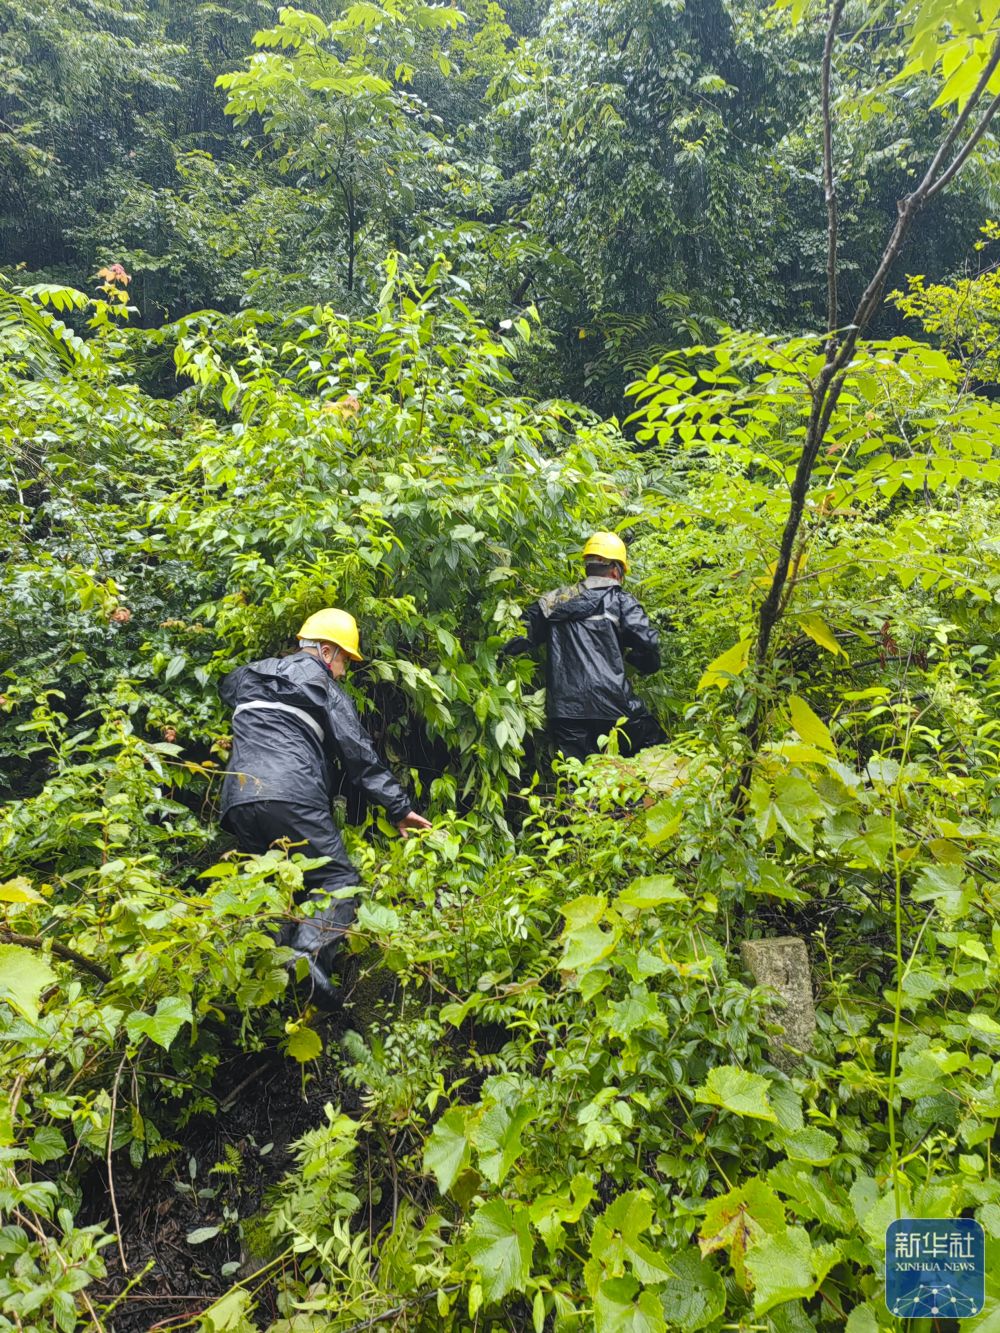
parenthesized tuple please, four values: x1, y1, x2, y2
(550, 714, 665, 763)
(222, 800, 360, 970)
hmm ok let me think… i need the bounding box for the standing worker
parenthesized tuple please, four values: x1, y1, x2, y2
(219, 608, 430, 1009)
(502, 532, 664, 762)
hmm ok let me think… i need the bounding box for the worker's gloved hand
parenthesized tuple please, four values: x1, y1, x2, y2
(499, 635, 531, 660)
(396, 810, 432, 838)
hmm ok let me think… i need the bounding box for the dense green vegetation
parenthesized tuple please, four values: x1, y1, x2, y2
(5, 1, 1000, 1330)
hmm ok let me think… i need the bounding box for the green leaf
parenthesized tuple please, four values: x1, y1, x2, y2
(778, 1127, 838, 1164)
(645, 799, 682, 846)
(0, 944, 57, 1022)
(476, 1101, 537, 1186)
(285, 1024, 323, 1064)
(199, 1287, 252, 1331)
(656, 1250, 725, 1331)
(912, 863, 971, 918)
(561, 895, 607, 931)
(594, 1276, 666, 1332)
(187, 1225, 222, 1244)
(424, 1107, 471, 1193)
(745, 862, 807, 904)
(745, 1227, 835, 1315)
(700, 1180, 786, 1286)
(0, 877, 44, 904)
(164, 653, 187, 683)
(465, 1199, 532, 1304)
(125, 995, 192, 1050)
(590, 1189, 674, 1285)
(28, 1126, 68, 1164)
(608, 987, 668, 1040)
(560, 923, 619, 974)
(796, 614, 845, 656)
(618, 876, 687, 911)
(530, 1175, 595, 1253)
(768, 1162, 852, 1231)
(697, 638, 751, 693)
(788, 695, 835, 753)
(845, 1303, 879, 1333)
(695, 1066, 776, 1121)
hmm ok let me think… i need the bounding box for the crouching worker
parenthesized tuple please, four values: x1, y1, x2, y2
(502, 531, 665, 762)
(219, 608, 431, 1009)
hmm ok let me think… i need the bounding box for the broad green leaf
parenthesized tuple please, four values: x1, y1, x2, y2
(560, 923, 619, 974)
(589, 1189, 674, 1286)
(745, 1226, 816, 1315)
(424, 1108, 471, 1193)
(796, 614, 845, 657)
(28, 1126, 68, 1164)
(594, 1276, 665, 1332)
(745, 861, 807, 904)
(775, 773, 823, 846)
(618, 875, 687, 910)
(608, 986, 668, 1040)
(0, 877, 43, 904)
(845, 1303, 879, 1333)
(912, 863, 972, 919)
(788, 695, 835, 753)
(476, 1100, 536, 1186)
(125, 995, 192, 1050)
(767, 1162, 853, 1231)
(778, 1126, 838, 1165)
(465, 1200, 532, 1304)
(695, 1066, 776, 1122)
(285, 1024, 323, 1064)
(0, 944, 57, 1022)
(645, 799, 682, 846)
(530, 1174, 594, 1253)
(697, 638, 751, 693)
(199, 1286, 253, 1332)
(656, 1250, 725, 1331)
(561, 895, 607, 931)
(700, 1180, 786, 1286)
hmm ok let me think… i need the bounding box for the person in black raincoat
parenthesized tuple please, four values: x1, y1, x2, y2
(219, 608, 430, 1008)
(502, 532, 664, 762)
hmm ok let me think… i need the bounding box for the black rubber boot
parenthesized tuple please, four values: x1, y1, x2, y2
(284, 898, 355, 1011)
(287, 949, 340, 1011)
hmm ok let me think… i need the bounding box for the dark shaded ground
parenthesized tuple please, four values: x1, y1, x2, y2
(87, 953, 393, 1332)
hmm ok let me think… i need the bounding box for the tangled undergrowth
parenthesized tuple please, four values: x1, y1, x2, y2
(4, 250, 1000, 1331)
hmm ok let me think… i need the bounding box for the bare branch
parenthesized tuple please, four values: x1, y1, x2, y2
(925, 86, 1000, 201)
(918, 31, 1000, 197)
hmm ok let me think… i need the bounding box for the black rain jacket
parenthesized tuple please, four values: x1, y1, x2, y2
(506, 576, 661, 720)
(218, 652, 412, 824)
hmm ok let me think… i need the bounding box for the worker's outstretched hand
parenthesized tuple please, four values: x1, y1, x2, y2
(396, 810, 432, 838)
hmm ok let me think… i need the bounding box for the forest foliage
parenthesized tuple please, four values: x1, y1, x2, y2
(5, 0, 1000, 1331)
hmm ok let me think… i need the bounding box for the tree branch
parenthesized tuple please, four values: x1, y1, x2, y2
(0, 929, 111, 984)
(925, 86, 1000, 202)
(734, 24, 1000, 808)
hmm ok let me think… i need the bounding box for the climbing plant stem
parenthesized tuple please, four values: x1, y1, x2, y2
(886, 703, 916, 1219)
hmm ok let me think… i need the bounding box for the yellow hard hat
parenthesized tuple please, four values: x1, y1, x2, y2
(296, 608, 363, 661)
(582, 531, 629, 573)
